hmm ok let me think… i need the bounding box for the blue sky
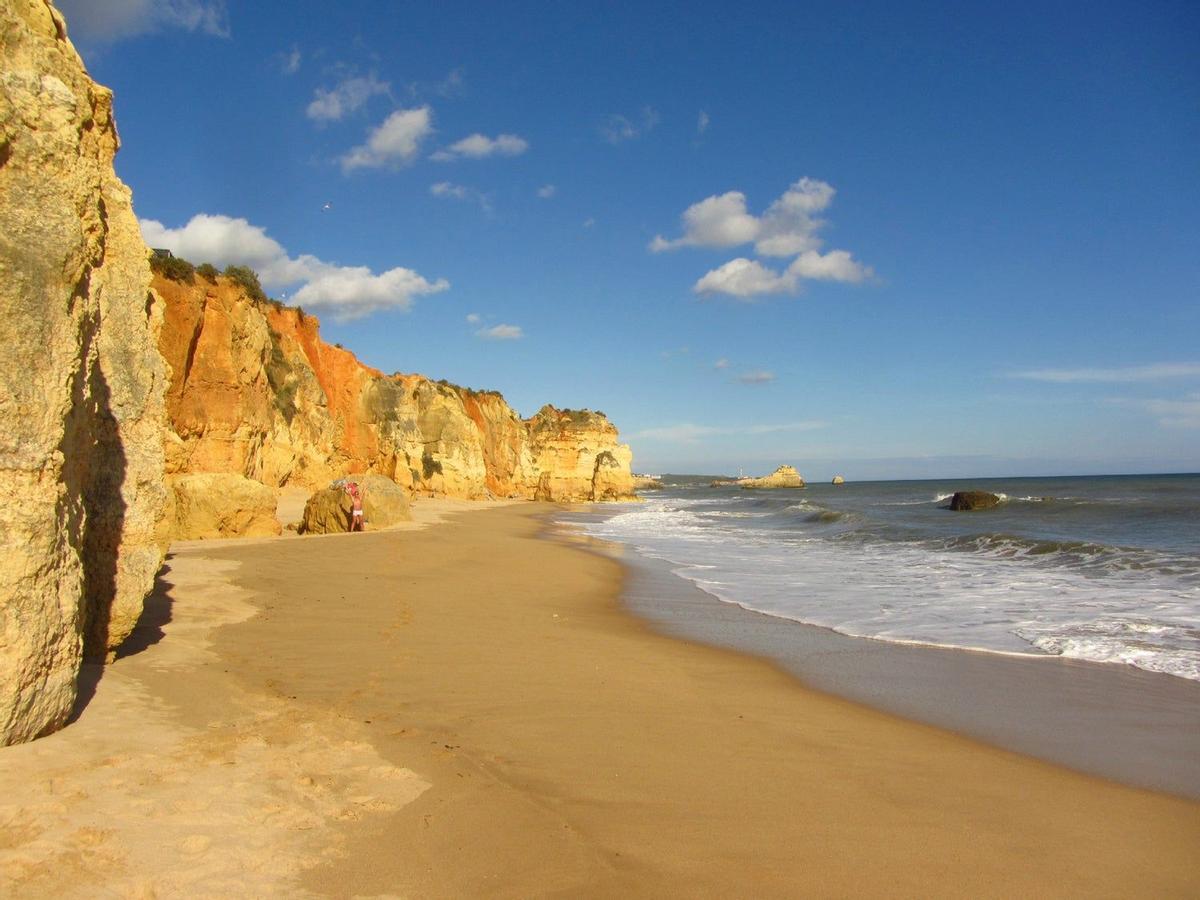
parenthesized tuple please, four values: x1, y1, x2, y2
(60, 0, 1199, 478)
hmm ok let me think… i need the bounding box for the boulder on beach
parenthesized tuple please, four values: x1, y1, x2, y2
(948, 490, 1002, 511)
(300, 473, 412, 534)
(832, 475, 845, 485)
(740, 466, 806, 490)
(168, 473, 282, 539)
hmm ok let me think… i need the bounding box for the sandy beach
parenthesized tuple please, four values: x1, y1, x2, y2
(2, 502, 1198, 898)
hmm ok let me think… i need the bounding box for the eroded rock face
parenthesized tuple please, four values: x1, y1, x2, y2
(168, 474, 281, 540)
(0, 1, 168, 744)
(157, 276, 636, 504)
(739, 466, 806, 489)
(300, 474, 412, 535)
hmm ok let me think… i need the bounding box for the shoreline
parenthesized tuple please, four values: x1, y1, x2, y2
(1, 502, 1197, 896)
(551, 516, 1200, 799)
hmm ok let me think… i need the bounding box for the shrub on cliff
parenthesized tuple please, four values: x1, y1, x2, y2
(196, 262, 218, 282)
(150, 252, 195, 283)
(222, 265, 268, 304)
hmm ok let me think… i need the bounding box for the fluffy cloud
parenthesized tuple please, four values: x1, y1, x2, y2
(652, 178, 872, 299)
(713, 357, 730, 369)
(307, 75, 389, 123)
(697, 110, 710, 134)
(694, 258, 793, 298)
(1011, 362, 1200, 383)
(140, 213, 447, 320)
(476, 324, 523, 340)
(431, 133, 529, 162)
(57, 0, 229, 41)
(600, 107, 660, 144)
(537, 184, 557, 199)
(340, 106, 433, 172)
(465, 313, 482, 324)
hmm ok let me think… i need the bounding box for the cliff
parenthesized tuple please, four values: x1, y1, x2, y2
(0, 1, 168, 743)
(155, 273, 636, 505)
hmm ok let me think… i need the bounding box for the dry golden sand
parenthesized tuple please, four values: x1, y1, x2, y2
(2, 502, 1198, 897)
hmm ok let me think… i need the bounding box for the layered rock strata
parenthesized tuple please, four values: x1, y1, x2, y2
(156, 274, 636, 504)
(0, 1, 168, 744)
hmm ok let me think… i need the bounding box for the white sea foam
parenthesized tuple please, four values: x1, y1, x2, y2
(577, 496, 1200, 682)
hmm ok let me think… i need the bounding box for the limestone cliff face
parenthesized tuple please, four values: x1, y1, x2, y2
(156, 274, 635, 503)
(0, 1, 168, 744)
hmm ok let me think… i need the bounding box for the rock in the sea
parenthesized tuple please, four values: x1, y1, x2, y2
(0, 1, 169, 745)
(168, 474, 281, 540)
(739, 466, 806, 489)
(300, 474, 412, 534)
(948, 491, 1002, 511)
(832, 475, 845, 485)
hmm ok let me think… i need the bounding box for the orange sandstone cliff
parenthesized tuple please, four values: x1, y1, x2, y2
(154, 273, 636, 504)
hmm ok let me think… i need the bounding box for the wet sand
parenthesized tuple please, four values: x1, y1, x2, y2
(600, 536, 1200, 799)
(1, 502, 1197, 897)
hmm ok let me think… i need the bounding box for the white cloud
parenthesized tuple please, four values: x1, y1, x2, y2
(697, 110, 710, 134)
(600, 106, 660, 144)
(654, 178, 873, 298)
(431, 133, 528, 161)
(582, 217, 596, 228)
(631, 420, 824, 442)
(430, 181, 492, 213)
(476, 324, 523, 340)
(537, 184, 557, 199)
(307, 75, 390, 123)
(1109, 394, 1200, 428)
(340, 106, 433, 172)
(140, 213, 447, 320)
(735, 370, 777, 384)
(280, 45, 301, 75)
(58, 0, 229, 41)
(466, 313, 482, 324)
(694, 258, 793, 298)
(650, 192, 759, 252)
(1011, 363, 1200, 383)
(430, 181, 468, 200)
(56, 0, 229, 42)
(713, 357, 729, 369)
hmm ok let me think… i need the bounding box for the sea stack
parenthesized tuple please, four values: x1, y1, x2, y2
(832, 475, 845, 485)
(739, 466, 806, 489)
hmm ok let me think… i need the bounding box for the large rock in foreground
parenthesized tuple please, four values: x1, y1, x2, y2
(168, 474, 281, 540)
(300, 474, 412, 534)
(0, 1, 168, 745)
(740, 466, 806, 490)
(948, 491, 1002, 511)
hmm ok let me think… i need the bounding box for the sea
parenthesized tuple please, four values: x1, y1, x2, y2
(567, 473, 1200, 683)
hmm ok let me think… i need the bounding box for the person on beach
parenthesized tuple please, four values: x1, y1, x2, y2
(347, 481, 364, 532)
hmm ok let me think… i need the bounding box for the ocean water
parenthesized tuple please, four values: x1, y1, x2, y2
(568, 474, 1200, 682)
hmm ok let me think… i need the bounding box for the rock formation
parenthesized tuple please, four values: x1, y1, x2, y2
(301, 474, 412, 535)
(1, 1, 168, 744)
(832, 475, 845, 485)
(739, 466, 806, 490)
(168, 473, 281, 540)
(633, 474, 664, 490)
(948, 491, 1002, 511)
(155, 273, 636, 505)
